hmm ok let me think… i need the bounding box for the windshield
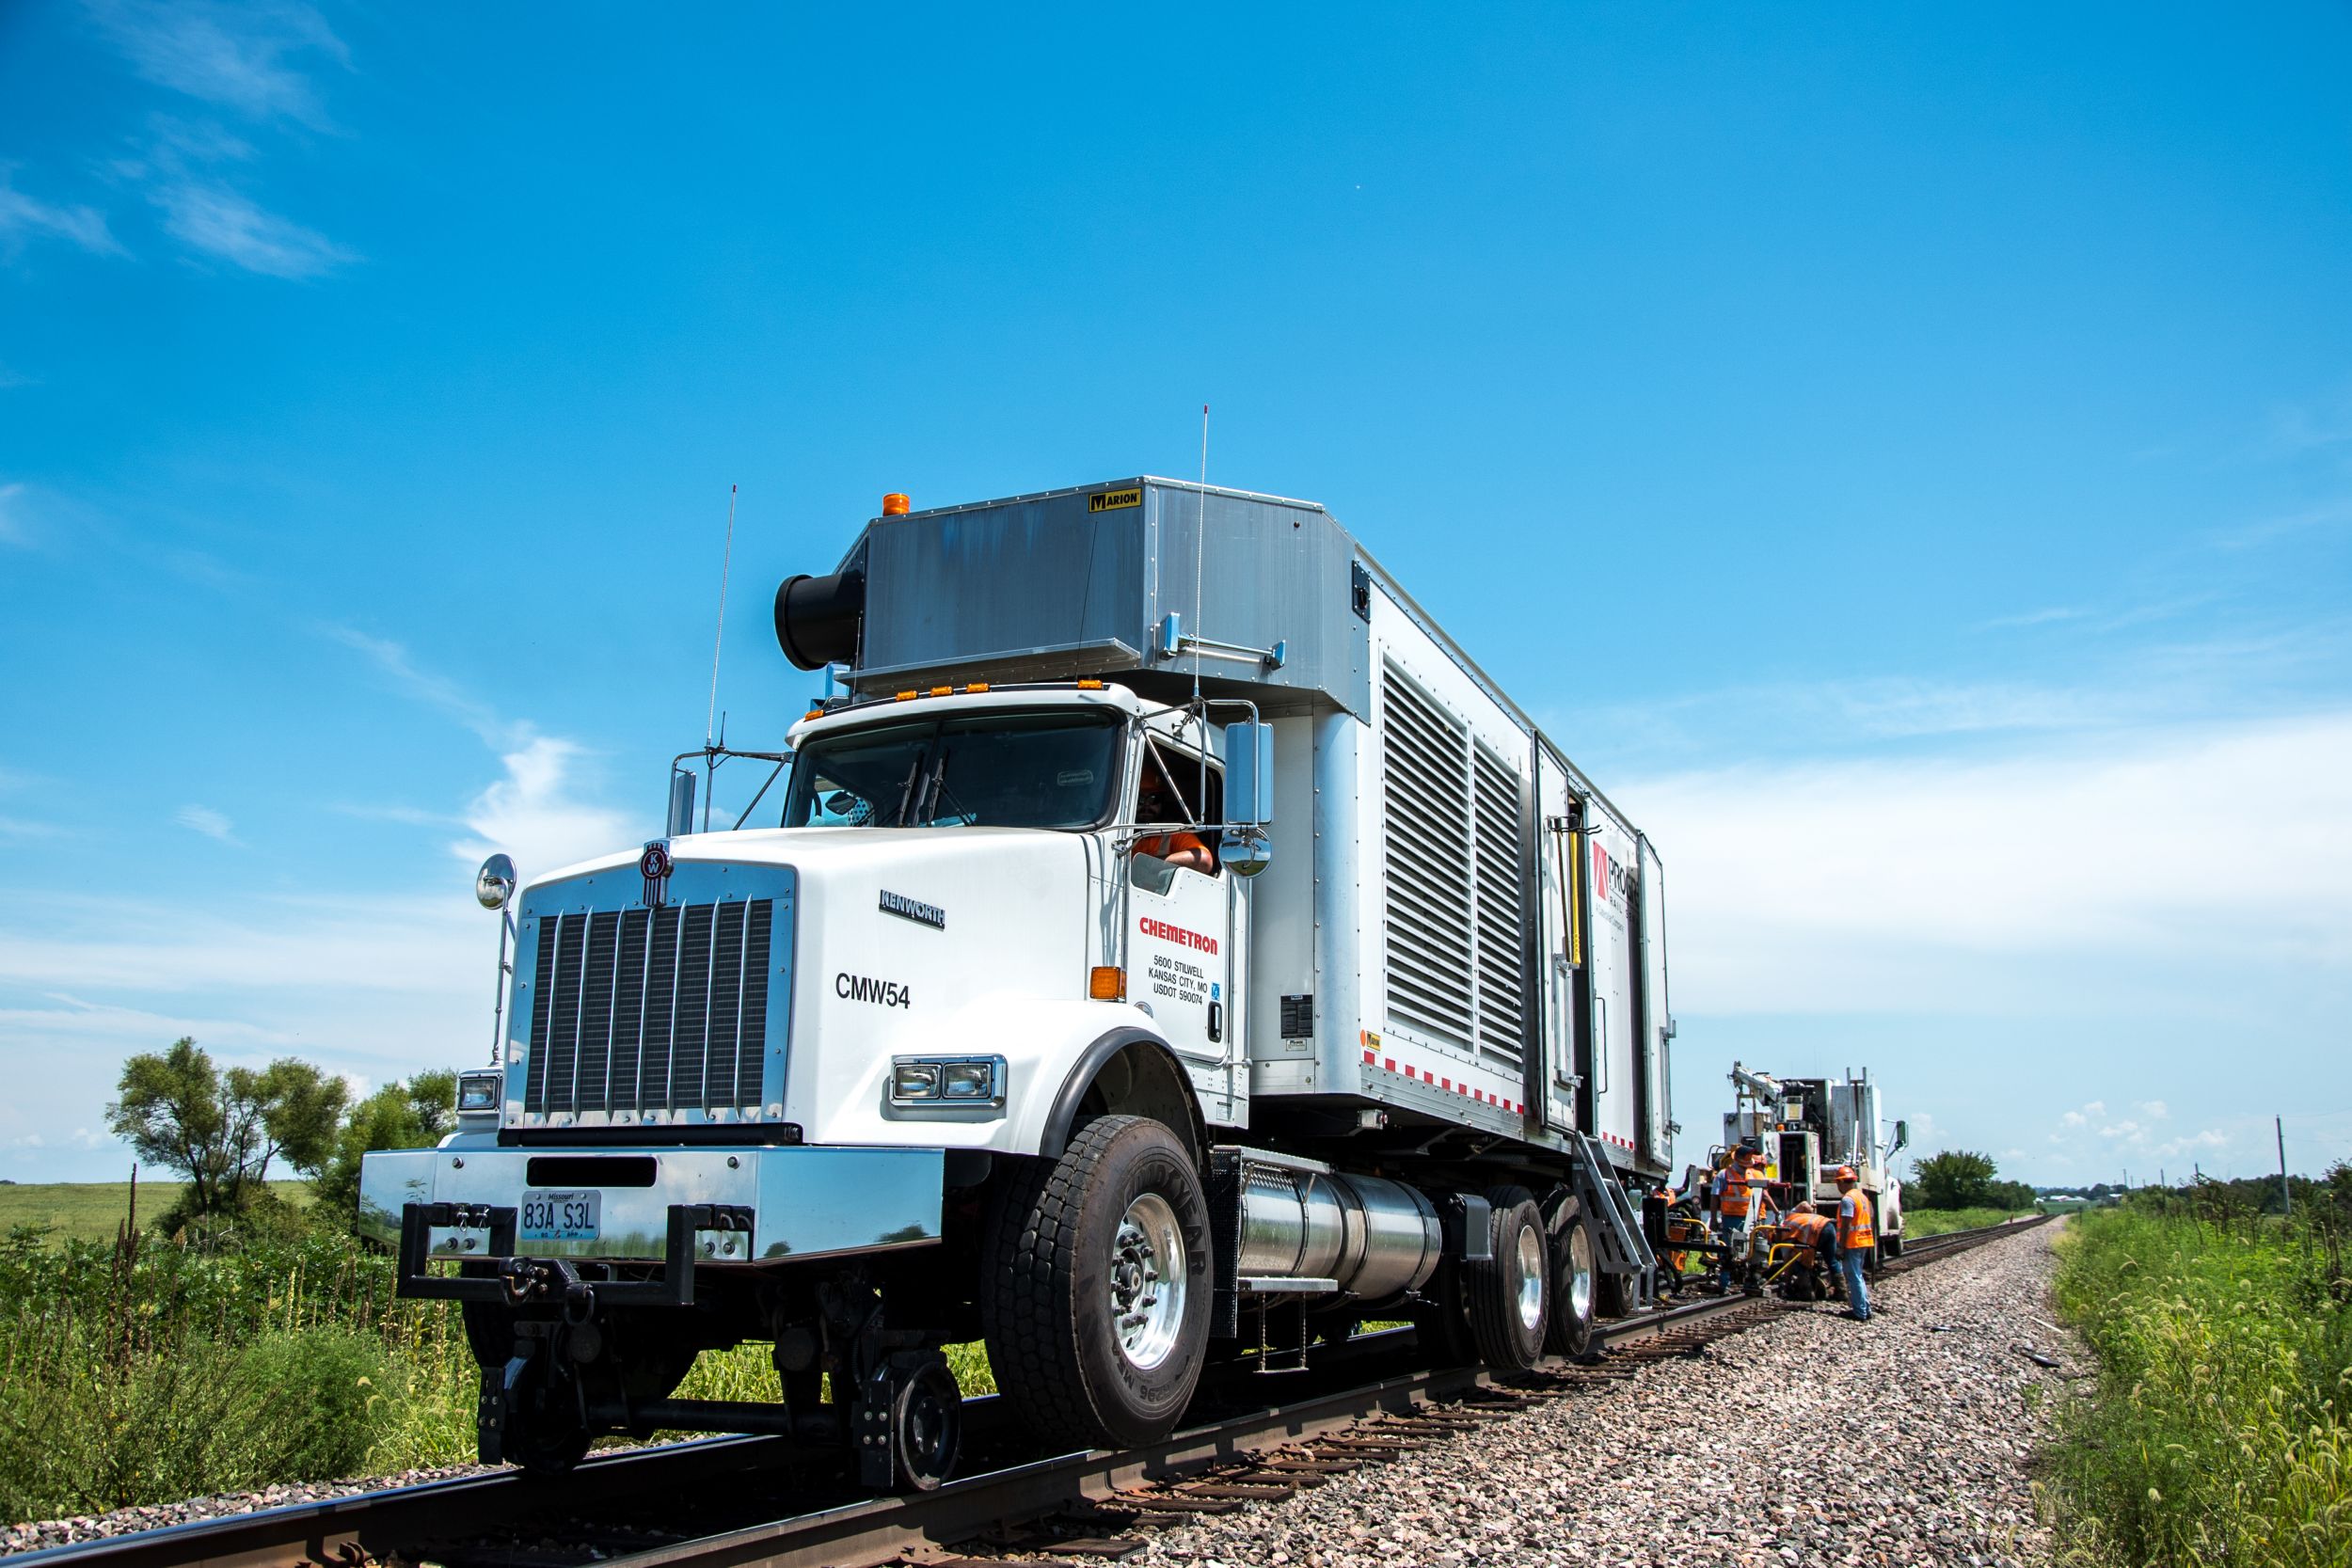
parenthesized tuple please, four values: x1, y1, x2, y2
(783, 709, 1122, 830)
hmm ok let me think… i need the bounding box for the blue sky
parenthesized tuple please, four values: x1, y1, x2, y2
(2, 3, 2346, 1187)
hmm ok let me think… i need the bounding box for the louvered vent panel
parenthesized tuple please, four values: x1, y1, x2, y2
(1471, 743, 1526, 1063)
(524, 898, 771, 1117)
(1380, 666, 1474, 1046)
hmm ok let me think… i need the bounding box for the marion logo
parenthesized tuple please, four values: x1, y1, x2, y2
(878, 889, 946, 929)
(639, 842, 674, 909)
(1138, 916, 1218, 956)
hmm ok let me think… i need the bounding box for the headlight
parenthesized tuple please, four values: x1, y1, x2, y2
(457, 1070, 502, 1114)
(942, 1061, 998, 1101)
(889, 1055, 1005, 1109)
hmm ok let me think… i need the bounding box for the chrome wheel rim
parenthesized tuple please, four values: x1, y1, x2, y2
(1565, 1224, 1595, 1322)
(1515, 1222, 1546, 1333)
(1110, 1192, 1188, 1370)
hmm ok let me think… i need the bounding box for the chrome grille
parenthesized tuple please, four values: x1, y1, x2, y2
(523, 898, 773, 1117)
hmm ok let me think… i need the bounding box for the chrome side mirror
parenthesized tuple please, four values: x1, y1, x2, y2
(1224, 721, 1274, 825)
(1220, 830, 1273, 878)
(667, 770, 698, 837)
(474, 853, 516, 911)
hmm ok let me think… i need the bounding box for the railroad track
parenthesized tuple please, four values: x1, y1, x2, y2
(13, 1214, 2050, 1568)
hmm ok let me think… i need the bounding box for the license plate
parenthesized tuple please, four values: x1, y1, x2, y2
(520, 1189, 600, 1242)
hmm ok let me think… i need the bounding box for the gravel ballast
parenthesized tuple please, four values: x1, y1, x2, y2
(5, 1226, 2075, 1564)
(1133, 1224, 2074, 1568)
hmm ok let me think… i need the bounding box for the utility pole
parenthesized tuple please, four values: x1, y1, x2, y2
(2277, 1117, 2292, 1218)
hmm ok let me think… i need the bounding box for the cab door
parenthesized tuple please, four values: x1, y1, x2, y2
(1124, 736, 1245, 1126)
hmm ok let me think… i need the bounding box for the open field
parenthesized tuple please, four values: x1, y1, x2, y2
(0, 1192, 991, 1524)
(0, 1182, 312, 1244)
(1903, 1206, 2036, 1238)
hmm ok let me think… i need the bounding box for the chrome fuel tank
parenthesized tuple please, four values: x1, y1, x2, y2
(1219, 1148, 1441, 1303)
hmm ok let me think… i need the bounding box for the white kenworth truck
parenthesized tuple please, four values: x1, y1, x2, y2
(362, 478, 1677, 1489)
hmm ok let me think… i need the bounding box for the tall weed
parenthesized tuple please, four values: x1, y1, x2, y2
(2047, 1209, 2352, 1568)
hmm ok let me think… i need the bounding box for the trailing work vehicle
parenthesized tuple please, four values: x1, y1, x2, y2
(1715, 1062, 1909, 1259)
(362, 477, 1678, 1488)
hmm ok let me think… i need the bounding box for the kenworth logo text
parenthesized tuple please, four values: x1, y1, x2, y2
(1138, 916, 1218, 956)
(835, 972, 912, 1008)
(879, 889, 946, 929)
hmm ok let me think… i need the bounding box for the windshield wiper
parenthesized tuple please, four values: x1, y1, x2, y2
(915, 744, 960, 826)
(891, 750, 927, 828)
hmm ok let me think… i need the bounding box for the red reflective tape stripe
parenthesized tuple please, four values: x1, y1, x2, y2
(1384, 1058, 1396, 1072)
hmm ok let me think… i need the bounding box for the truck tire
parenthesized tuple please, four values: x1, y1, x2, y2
(980, 1115, 1212, 1451)
(1543, 1195, 1598, 1357)
(1464, 1186, 1549, 1370)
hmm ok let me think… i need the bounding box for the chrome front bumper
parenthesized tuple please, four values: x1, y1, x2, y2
(357, 1143, 945, 1266)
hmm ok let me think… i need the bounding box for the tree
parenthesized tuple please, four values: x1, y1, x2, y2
(105, 1039, 349, 1224)
(1911, 1148, 1998, 1211)
(312, 1070, 457, 1220)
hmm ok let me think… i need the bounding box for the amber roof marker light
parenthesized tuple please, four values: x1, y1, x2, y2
(882, 493, 912, 516)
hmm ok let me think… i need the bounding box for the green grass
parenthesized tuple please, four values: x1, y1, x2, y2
(1903, 1206, 2037, 1238)
(0, 1201, 997, 1523)
(0, 1181, 312, 1245)
(2044, 1207, 2352, 1568)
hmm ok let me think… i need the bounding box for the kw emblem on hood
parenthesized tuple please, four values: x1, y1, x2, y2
(879, 889, 946, 929)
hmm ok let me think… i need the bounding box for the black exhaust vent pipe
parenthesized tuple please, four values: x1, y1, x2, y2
(773, 568, 865, 671)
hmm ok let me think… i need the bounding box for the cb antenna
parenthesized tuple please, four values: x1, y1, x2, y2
(1192, 404, 1209, 826)
(706, 483, 739, 748)
(702, 483, 739, 832)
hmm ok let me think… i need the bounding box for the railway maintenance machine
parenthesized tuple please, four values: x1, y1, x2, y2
(1719, 1062, 1908, 1259)
(362, 477, 1677, 1489)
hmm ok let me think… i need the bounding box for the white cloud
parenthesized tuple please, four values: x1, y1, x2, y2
(1632, 712, 2352, 1017)
(174, 803, 240, 844)
(85, 0, 348, 127)
(324, 625, 508, 745)
(0, 171, 119, 256)
(0, 483, 27, 546)
(323, 626, 635, 879)
(453, 736, 635, 880)
(151, 179, 354, 279)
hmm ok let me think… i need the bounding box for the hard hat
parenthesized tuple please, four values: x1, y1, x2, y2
(1834, 1164, 1858, 1182)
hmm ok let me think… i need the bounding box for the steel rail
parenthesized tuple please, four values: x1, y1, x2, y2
(8, 1214, 2051, 1568)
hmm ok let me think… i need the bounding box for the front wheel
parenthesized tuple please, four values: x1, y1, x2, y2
(1465, 1186, 1549, 1370)
(981, 1115, 1212, 1451)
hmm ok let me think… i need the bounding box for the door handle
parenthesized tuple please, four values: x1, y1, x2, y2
(1207, 1001, 1223, 1044)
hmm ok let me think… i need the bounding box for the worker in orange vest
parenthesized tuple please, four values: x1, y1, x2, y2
(1834, 1165, 1876, 1321)
(1711, 1147, 1764, 1290)
(1774, 1201, 1841, 1300)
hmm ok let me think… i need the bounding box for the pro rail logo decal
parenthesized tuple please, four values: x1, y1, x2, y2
(878, 889, 946, 929)
(835, 972, 912, 1009)
(1591, 840, 1634, 906)
(1088, 487, 1142, 514)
